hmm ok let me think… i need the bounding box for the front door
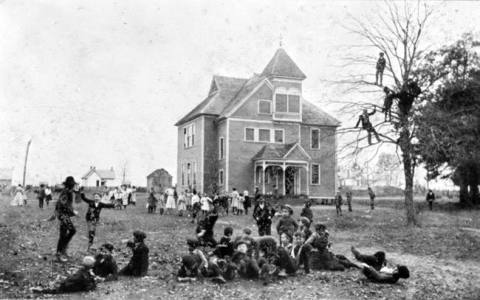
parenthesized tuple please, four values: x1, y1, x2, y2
(285, 167, 296, 195)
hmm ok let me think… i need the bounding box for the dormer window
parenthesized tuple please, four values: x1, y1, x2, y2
(273, 87, 302, 121)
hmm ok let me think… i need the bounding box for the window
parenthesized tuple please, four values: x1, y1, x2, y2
(219, 137, 224, 159)
(187, 163, 191, 186)
(259, 129, 270, 142)
(244, 128, 285, 143)
(288, 95, 300, 113)
(275, 94, 288, 112)
(219, 169, 224, 185)
(181, 163, 185, 185)
(245, 128, 255, 141)
(193, 162, 196, 185)
(311, 128, 320, 149)
(311, 164, 320, 185)
(275, 93, 301, 113)
(183, 123, 195, 148)
(274, 129, 284, 143)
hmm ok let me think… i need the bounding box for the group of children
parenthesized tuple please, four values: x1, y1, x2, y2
(32, 230, 149, 294)
(176, 201, 410, 285)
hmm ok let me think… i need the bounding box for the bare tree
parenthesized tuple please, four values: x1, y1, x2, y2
(335, 1, 434, 226)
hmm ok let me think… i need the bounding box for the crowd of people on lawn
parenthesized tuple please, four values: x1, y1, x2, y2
(29, 176, 410, 295)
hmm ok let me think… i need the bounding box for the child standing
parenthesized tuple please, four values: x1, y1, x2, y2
(157, 192, 165, 215)
(177, 192, 187, 216)
(237, 193, 245, 215)
(300, 200, 313, 222)
(335, 191, 343, 216)
(147, 188, 157, 213)
(81, 192, 115, 250)
(200, 193, 212, 215)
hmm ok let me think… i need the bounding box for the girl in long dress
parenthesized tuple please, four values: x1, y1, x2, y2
(177, 192, 187, 216)
(11, 185, 25, 206)
(165, 187, 176, 214)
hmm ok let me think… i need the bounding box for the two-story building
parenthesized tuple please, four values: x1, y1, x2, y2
(175, 48, 340, 199)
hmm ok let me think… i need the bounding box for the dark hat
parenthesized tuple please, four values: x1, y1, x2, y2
(63, 176, 77, 186)
(374, 251, 386, 262)
(242, 228, 252, 235)
(100, 243, 114, 252)
(224, 227, 233, 236)
(397, 265, 410, 279)
(186, 238, 199, 249)
(133, 230, 147, 241)
(314, 223, 327, 232)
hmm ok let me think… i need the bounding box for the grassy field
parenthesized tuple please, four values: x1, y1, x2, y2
(0, 192, 479, 299)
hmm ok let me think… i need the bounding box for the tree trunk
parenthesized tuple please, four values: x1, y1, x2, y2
(399, 126, 418, 226)
(468, 164, 479, 205)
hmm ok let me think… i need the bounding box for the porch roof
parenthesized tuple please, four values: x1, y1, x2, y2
(252, 143, 311, 162)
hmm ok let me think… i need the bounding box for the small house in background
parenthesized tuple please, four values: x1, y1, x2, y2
(147, 169, 172, 193)
(0, 168, 13, 189)
(81, 166, 117, 187)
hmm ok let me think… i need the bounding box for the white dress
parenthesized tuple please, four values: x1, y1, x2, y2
(231, 191, 239, 209)
(165, 188, 176, 209)
(11, 188, 25, 206)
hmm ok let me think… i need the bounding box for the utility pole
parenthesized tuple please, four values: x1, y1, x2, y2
(22, 139, 32, 187)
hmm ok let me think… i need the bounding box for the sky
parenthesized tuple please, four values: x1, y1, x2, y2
(0, 0, 479, 186)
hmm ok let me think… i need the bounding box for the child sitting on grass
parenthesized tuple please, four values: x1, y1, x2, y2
(119, 231, 149, 277)
(233, 228, 257, 258)
(32, 256, 96, 294)
(298, 216, 312, 240)
(276, 205, 298, 239)
(93, 243, 118, 281)
(213, 227, 234, 258)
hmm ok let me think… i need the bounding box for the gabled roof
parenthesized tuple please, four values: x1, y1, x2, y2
(82, 168, 115, 180)
(253, 143, 296, 161)
(175, 49, 339, 127)
(175, 75, 247, 126)
(219, 74, 268, 118)
(261, 48, 306, 80)
(253, 143, 312, 161)
(302, 99, 341, 127)
(147, 168, 172, 178)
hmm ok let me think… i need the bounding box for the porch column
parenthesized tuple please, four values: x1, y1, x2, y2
(253, 164, 257, 192)
(282, 162, 287, 196)
(262, 161, 266, 194)
(306, 165, 309, 196)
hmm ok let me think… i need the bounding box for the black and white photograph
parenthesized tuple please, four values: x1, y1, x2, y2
(0, 0, 479, 299)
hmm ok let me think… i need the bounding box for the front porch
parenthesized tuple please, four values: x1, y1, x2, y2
(252, 142, 312, 196)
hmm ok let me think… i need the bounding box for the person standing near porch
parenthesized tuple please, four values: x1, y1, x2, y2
(231, 188, 239, 215)
(334, 191, 343, 216)
(426, 189, 435, 211)
(368, 187, 376, 210)
(346, 191, 353, 212)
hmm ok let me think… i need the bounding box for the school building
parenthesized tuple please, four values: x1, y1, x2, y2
(175, 48, 340, 199)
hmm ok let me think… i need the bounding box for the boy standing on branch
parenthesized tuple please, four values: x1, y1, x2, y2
(375, 52, 386, 86)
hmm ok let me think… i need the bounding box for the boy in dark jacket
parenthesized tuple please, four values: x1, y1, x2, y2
(119, 231, 149, 277)
(196, 209, 218, 247)
(335, 191, 343, 216)
(93, 243, 118, 281)
(81, 192, 115, 250)
(32, 256, 96, 294)
(276, 205, 298, 239)
(300, 200, 313, 222)
(55, 176, 79, 262)
(253, 198, 275, 236)
(213, 227, 234, 258)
